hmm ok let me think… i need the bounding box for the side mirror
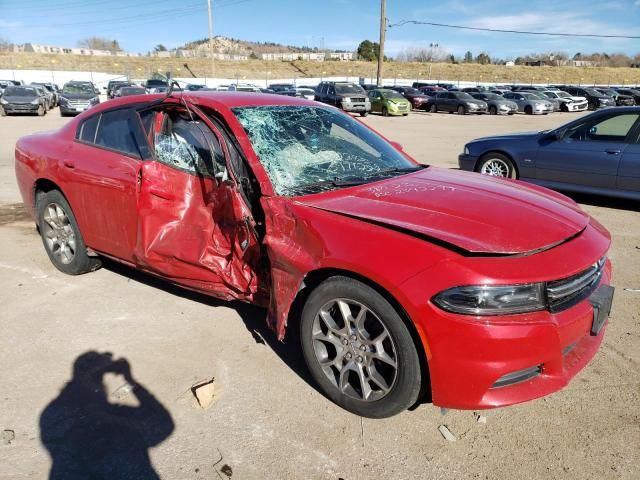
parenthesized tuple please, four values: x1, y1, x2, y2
(589, 126, 597, 135)
(94, 89, 100, 95)
(389, 141, 404, 151)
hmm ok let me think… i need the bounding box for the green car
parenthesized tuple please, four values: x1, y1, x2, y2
(367, 88, 411, 116)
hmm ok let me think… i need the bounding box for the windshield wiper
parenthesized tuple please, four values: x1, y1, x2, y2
(338, 165, 425, 184)
(284, 166, 425, 195)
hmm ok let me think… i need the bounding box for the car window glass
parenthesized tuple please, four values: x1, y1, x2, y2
(154, 112, 223, 176)
(232, 105, 416, 195)
(567, 114, 640, 142)
(78, 114, 100, 143)
(95, 109, 141, 157)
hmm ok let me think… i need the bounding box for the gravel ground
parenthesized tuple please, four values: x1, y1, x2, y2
(0, 107, 638, 480)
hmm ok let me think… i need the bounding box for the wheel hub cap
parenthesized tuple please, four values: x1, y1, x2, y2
(42, 202, 77, 264)
(481, 159, 509, 177)
(311, 299, 398, 402)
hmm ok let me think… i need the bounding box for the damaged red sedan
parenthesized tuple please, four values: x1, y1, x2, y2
(15, 91, 613, 418)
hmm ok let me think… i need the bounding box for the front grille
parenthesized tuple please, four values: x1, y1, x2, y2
(67, 100, 90, 108)
(350, 97, 366, 103)
(546, 257, 605, 312)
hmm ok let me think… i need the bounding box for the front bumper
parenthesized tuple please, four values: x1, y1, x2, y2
(567, 102, 588, 112)
(458, 153, 479, 171)
(2, 103, 39, 113)
(60, 104, 91, 115)
(341, 102, 371, 113)
(397, 220, 612, 409)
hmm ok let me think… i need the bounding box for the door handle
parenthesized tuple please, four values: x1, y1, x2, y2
(605, 149, 621, 155)
(63, 159, 75, 168)
(148, 184, 175, 200)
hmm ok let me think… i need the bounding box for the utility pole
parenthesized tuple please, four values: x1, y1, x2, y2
(376, 0, 386, 87)
(207, 0, 215, 79)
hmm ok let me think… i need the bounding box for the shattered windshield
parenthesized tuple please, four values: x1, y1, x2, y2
(232, 105, 420, 196)
(62, 84, 94, 95)
(334, 84, 365, 94)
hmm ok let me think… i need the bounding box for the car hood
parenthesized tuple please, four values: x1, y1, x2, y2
(471, 131, 541, 142)
(60, 93, 95, 100)
(2, 96, 38, 103)
(297, 168, 588, 255)
(565, 95, 587, 102)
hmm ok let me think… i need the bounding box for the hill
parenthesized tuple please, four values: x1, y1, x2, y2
(2, 52, 640, 86)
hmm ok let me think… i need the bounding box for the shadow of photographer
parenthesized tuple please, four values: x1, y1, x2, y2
(39, 351, 174, 480)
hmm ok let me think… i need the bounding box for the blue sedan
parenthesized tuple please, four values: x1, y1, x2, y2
(459, 107, 640, 201)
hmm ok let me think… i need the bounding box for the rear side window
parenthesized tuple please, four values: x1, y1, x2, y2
(95, 109, 142, 157)
(78, 114, 100, 143)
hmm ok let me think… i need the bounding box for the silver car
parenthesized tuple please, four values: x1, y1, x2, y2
(503, 91, 554, 115)
(470, 92, 517, 115)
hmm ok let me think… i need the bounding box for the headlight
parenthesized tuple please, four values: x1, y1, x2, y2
(433, 283, 546, 315)
(467, 103, 478, 109)
(59, 97, 68, 105)
(90, 96, 99, 104)
(463, 146, 470, 155)
(342, 97, 351, 103)
(31, 99, 40, 105)
(0, 98, 7, 105)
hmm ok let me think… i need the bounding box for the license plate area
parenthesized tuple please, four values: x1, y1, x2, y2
(589, 284, 614, 336)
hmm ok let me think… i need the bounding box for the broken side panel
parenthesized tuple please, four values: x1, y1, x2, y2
(134, 160, 262, 302)
(261, 196, 327, 340)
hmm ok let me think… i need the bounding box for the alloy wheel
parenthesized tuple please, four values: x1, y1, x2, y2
(42, 202, 77, 264)
(311, 298, 398, 402)
(480, 158, 510, 177)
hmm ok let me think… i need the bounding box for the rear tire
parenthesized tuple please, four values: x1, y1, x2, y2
(300, 276, 422, 418)
(36, 190, 101, 275)
(476, 153, 517, 179)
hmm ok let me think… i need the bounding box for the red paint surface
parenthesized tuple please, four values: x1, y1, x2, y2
(14, 92, 613, 409)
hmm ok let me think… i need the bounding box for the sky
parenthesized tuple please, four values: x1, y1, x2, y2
(2, 0, 640, 59)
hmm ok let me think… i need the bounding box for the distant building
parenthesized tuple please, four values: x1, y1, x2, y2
(171, 49, 247, 60)
(12, 43, 139, 57)
(572, 60, 599, 67)
(329, 52, 354, 61)
(261, 52, 326, 61)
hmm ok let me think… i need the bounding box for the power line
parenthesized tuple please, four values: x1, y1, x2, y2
(389, 20, 640, 39)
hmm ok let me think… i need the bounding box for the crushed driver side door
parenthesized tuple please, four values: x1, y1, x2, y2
(133, 103, 263, 303)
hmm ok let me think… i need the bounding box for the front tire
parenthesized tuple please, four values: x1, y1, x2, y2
(429, 103, 437, 113)
(360, 111, 368, 117)
(476, 153, 517, 179)
(382, 107, 389, 117)
(457, 105, 466, 115)
(524, 105, 533, 115)
(37, 106, 45, 116)
(489, 105, 497, 115)
(36, 190, 101, 275)
(300, 276, 422, 418)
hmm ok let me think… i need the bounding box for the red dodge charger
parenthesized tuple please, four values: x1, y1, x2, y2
(14, 91, 614, 417)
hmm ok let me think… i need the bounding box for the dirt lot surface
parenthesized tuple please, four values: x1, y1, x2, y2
(1, 107, 638, 480)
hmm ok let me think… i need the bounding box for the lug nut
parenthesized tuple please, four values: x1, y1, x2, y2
(345, 353, 352, 360)
(349, 334, 357, 340)
(356, 356, 363, 363)
(341, 338, 348, 345)
(359, 345, 367, 351)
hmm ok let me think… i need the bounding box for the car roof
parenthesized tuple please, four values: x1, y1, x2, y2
(91, 91, 319, 113)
